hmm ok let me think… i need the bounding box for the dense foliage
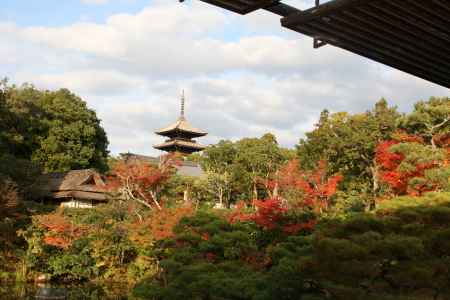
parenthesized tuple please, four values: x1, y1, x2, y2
(0, 79, 109, 284)
(132, 193, 450, 300)
(297, 99, 399, 198)
(0, 79, 109, 175)
(375, 133, 449, 196)
(1, 89, 449, 300)
(197, 134, 295, 205)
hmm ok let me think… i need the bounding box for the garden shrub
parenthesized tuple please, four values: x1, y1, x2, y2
(132, 193, 450, 300)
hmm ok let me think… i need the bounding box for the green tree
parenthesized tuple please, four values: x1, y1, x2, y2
(398, 97, 450, 148)
(205, 170, 232, 207)
(297, 99, 400, 209)
(1, 81, 46, 159)
(0, 79, 13, 152)
(201, 140, 241, 204)
(32, 88, 109, 172)
(201, 140, 237, 174)
(235, 133, 287, 200)
(0, 80, 43, 195)
(0, 80, 28, 156)
(1, 80, 109, 172)
(201, 135, 292, 203)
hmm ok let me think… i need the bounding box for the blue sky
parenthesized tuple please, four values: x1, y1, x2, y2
(1, 0, 150, 26)
(1, 0, 448, 155)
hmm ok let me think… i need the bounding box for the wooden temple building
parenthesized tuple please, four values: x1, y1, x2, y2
(39, 169, 108, 208)
(154, 91, 207, 154)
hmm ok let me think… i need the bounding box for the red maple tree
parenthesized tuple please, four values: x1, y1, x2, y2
(277, 159, 342, 213)
(375, 140, 407, 194)
(229, 198, 316, 235)
(375, 132, 447, 196)
(108, 154, 179, 210)
(37, 211, 88, 249)
(147, 205, 194, 240)
(251, 198, 287, 230)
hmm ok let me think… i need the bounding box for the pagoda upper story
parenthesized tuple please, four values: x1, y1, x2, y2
(153, 91, 207, 155)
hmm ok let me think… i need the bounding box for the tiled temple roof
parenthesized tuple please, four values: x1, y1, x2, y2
(155, 116, 207, 137)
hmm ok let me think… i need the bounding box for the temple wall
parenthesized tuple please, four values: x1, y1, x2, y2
(60, 199, 95, 209)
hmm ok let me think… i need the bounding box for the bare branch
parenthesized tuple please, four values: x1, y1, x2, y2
(430, 116, 450, 132)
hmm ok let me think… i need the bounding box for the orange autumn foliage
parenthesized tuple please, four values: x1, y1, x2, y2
(227, 201, 251, 224)
(108, 154, 180, 209)
(435, 133, 450, 166)
(37, 211, 88, 249)
(42, 236, 72, 250)
(227, 159, 339, 234)
(229, 198, 316, 235)
(277, 159, 342, 212)
(143, 205, 194, 240)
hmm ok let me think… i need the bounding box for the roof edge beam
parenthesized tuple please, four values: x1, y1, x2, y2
(185, 0, 300, 16)
(282, 0, 367, 27)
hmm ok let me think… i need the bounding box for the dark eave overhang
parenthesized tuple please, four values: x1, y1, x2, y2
(155, 128, 207, 138)
(153, 140, 206, 152)
(187, 0, 450, 89)
(180, 0, 298, 15)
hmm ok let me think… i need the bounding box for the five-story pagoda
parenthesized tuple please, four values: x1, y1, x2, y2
(153, 91, 207, 155)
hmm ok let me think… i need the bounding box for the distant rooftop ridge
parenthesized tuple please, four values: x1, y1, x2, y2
(119, 152, 202, 168)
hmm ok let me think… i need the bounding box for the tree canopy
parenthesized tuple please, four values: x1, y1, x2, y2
(0, 79, 109, 173)
(200, 134, 293, 204)
(397, 97, 450, 148)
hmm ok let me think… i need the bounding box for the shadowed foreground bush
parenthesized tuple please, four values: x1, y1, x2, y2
(133, 193, 450, 300)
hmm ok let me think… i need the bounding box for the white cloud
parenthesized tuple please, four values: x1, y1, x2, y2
(12, 2, 359, 78)
(21, 70, 146, 96)
(1, 1, 448, 156)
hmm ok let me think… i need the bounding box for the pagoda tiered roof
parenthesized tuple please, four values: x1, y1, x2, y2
(153, 139, 206, 153)
(155, 116, 207, 138)
(153, 91, 207, 154)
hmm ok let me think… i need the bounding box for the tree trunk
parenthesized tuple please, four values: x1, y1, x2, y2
(148, 190, 162, 210)
(225, 184, 231, 208)
(183, 187, 190, 203)
(429, 117, 449, 149)
(253, 181, 258, 200)
(368, 161, 379, 211)
(273, 182, 278, 198)
(273, 170, 279, 198)
(431, 134, 437, 149)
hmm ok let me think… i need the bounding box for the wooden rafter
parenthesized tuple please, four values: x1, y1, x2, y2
(190, 0, 450, 88)
(281, 0, 450, 88)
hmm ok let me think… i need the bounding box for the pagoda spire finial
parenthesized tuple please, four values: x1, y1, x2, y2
(180, 90, 185, 118)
